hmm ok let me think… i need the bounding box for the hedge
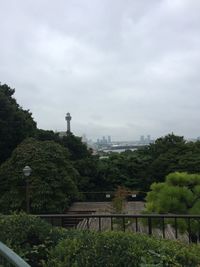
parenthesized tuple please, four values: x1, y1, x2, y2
(45, 231, 200, 267)
(0, 214, 200, 267)
(0, 213, 68, 267)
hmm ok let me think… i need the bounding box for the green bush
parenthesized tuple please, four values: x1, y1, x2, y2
(45, 231, 200, 267)
(0, 213, 68, 267)
(1, 214, 200, 267)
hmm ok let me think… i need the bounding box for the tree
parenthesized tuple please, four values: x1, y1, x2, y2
(0, 84, 36, 164)
(0, 138, 79, 213)
(74, 156, 99, 192)
(145, 172, 200, 214)
(147, 133, 186, 158)
(145, 134, 187, 183)
(178, 141, 200, 173)
(145, 172, 200, 241)
(35, 128, 60, 142)
(93, 151, 152, 192)
(61, 133, 91, 160)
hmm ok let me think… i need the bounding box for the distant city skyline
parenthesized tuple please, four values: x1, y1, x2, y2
(1, 0, 200, 140)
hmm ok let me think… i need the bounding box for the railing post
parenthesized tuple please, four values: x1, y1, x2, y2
(111, 217, 113, 231)
(135, 217, 138, 232)
(61, 217, 64, 228)
(174, 217, 178, 239)
(198, 219, 200, 242)
(162, 217, 165, 238)
(87, 217, 89, 230)
(122, 217, 125, 232)
(148, 217, 152, 235)
(188, 218, 191, 243)
(99, 217, 101, 231)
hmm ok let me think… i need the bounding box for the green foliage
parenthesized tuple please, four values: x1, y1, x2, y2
(94, 133, 200, 193)
(74, 156, 100, 192)
(0, 84, 36, 164)
(145, 172, 200, 236)
(112, 186, 130, 213)
(146, 134, 187, 183)
(95, 151, 152, 192)
(147, 133, 186, 157)
(0, 138, 79, 213)
(35, 129, 60, 143)
(61, 133, 91, 160)
(1, 214, 200, 267)
(45, 231, 200, 267)
(0, 213, 69, 267)
(145, 172, 200, 214)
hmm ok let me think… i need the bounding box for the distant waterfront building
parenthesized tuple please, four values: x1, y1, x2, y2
(102, 136, 107, 144)
(96, 136, 112, 145)
(139, 135, 152, 144)
(140, 135, 145, 143)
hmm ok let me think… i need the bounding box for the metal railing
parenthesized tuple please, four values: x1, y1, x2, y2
(77, 191, 146, 201)
(0, 242, 30, 267)
(38, 213, 200, 243)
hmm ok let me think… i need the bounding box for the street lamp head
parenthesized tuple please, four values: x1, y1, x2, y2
(23, 166, 32, 177)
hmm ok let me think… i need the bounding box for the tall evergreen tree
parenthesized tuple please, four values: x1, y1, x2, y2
(0, 84, 36, 164)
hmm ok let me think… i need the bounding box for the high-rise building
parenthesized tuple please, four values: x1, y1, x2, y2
(140, 135, 144, 143)
(108, 136, 111, 144)
(102, 136, 107, 144)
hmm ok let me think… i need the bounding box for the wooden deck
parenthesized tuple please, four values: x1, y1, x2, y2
(72, 202, 189, 242)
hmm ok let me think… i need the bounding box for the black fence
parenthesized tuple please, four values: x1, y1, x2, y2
(38, 213, 200, 243)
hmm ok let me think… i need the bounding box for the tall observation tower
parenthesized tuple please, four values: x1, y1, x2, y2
(65, 112, 72, 133)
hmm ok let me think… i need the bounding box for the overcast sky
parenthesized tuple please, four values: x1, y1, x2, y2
(1, 0, 200, 141)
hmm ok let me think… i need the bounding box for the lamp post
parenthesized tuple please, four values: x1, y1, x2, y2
(23, 166, 32, 213)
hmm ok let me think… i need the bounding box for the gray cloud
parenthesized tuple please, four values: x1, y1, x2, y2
(0, 0, 200, 140)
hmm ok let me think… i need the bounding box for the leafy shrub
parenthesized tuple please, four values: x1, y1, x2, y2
(0, 138, 79, 213)
(45, 231, 200, 267)
(1, 213, 200, 267)
(0, 213, 68, 267)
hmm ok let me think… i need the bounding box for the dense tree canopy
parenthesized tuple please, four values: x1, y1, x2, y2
(147, 133, 186, 158)
(0, 84, 36, 164)
(87, 134, 200, 194)
(35, 128, 60, 143)
(61, 133, 91, 160)
(0, 138, 79, 213)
